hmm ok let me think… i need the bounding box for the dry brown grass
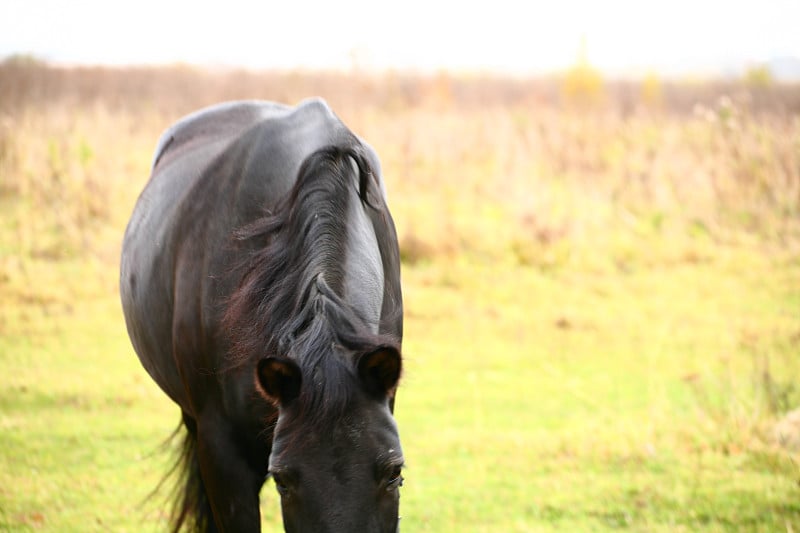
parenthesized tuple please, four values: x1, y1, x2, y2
(1, 59, 798, 269)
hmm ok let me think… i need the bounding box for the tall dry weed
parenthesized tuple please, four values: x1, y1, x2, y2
(1, 60, 798, 267)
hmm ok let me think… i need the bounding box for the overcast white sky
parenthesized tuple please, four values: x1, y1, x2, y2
(1, 1, 798, 74)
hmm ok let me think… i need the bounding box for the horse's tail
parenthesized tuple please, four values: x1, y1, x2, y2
(153, 415, 213, 533)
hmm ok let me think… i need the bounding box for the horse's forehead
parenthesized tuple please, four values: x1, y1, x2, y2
(276, 400, 396, 457)
(306, 403, 381, 442)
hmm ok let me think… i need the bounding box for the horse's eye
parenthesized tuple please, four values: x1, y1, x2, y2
(387, 467, 404, 491)
(272, 473, 289, 497)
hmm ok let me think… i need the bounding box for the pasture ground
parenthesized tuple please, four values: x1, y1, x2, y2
(1, 62, 799, 531)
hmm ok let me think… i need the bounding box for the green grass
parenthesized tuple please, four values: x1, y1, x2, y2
(1, 68, 799, 531)
(1, 235, 798, 531)
(396, 250, 799, 532)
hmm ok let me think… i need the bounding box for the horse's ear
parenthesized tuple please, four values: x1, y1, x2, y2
(256, 357, 302, 406)
(358, 346, 402, 398)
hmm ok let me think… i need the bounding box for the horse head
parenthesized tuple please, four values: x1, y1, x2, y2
(257, 344, 403, 533)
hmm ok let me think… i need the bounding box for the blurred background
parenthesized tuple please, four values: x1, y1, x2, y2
(1, 1, 799, 531)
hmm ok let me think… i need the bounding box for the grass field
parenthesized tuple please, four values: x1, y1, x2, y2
(1, 61, 799, 531)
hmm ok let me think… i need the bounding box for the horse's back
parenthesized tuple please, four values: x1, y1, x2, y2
(119, 98, 361, 408)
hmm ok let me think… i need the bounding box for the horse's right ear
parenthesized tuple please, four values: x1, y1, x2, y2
(256, 357, 302, 406)
(357, 345, 402, 399)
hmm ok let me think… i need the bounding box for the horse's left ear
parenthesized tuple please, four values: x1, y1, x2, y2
(358, 345, 402, 398)
(256, 357, 302, 406)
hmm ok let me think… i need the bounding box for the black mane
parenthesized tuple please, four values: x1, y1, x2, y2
(223, 144, 399, 421)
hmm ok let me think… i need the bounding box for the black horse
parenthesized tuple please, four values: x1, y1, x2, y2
(120, 99, 404, 532)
